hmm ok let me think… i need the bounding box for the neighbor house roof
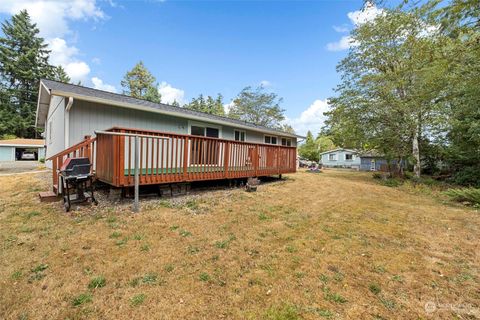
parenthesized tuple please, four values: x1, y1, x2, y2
(319, 148, 357, 155)
(36, 79, 303, 139)
(0, 139, 45, 147)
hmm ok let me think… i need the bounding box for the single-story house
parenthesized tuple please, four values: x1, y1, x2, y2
(319, 148, 392, 171)
(0, 138, 45, 161)
(36, 80, 302, 192)
(36, 79, 302, 171)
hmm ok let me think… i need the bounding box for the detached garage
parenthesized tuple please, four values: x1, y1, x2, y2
(0, 139, 45, 161)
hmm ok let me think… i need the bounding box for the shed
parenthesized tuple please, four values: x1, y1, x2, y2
(0, 139, 45, 161)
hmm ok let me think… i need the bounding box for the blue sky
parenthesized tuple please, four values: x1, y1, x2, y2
(0, 0, 379, 135)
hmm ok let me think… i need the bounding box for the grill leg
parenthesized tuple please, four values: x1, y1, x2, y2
(63, 177, 71, 212)
(89, 177, 98, 205)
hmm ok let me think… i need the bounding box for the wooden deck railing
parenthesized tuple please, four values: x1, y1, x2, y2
(95, 127, 297, 187)
(46, 135, 97, 191)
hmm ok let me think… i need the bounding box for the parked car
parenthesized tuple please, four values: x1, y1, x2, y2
(21, 151, 35, 160)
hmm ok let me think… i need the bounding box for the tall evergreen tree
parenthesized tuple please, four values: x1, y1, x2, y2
(229, 85, 285, 129)
(0, 10, 52, 138)
(184, 93, 225, 116)
(121, 61, 161, 103)
(50, 66, 71, 83)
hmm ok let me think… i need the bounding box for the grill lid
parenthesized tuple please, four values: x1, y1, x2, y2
(60, 157, 91, 176)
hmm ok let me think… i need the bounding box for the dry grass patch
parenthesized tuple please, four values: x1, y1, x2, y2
(0, 170, 479, 319)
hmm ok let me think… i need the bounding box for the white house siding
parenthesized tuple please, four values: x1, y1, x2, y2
(45, 96, 66, 168)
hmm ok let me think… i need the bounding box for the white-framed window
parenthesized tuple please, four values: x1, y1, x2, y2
(234, 130, 246, 142)
(345, 153, 354, 161)
(264, 135, 278, 145)
(189, 121, 220, 138)
(328, 153, 337, 161)
(281, 138, 292, 146)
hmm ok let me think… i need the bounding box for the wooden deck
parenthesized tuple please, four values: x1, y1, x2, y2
(48, 127, 297, 190)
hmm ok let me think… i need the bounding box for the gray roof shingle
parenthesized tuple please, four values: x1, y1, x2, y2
(41, 79, 302, 138)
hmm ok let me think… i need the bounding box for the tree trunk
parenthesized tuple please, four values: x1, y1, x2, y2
(412, 129, 421, 178)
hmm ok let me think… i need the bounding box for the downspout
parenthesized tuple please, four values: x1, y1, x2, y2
(64, 97, 74, 148)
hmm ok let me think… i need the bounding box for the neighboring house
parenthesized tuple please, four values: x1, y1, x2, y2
(320, 148, 395, 171)
(358, 151, 390, 171)
(36, 79, 302, 169)
(0, 139, 45, 161)
(319, 148, 361, 170)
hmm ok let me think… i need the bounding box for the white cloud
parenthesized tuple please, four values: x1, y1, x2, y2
(64, 62, 91, 83)
(0, 1, 107, 84)
(285, 99, 330, 136)
(333, 25, 349, 33)
(223, 101, 235, 114)
(47, 38, 90, 82)
(92, 57, 101, 65)
(260, 80, 272, 87)
(326, 35, 356, 52)
(327, 1, 383, 52)
(0, 0, 104, 38)
(347, 1, 383, 26)
(158, 82, 185, 105)
(91, 77, 116, 93)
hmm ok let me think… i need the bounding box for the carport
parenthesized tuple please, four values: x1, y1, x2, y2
(0, 139, 45, 161)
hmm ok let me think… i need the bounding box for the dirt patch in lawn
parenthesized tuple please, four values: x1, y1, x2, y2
(0, 170, 479, 319)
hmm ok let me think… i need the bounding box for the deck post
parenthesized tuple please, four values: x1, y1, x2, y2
(224, 141, 230, 178)
(183, 136, 189, 181)
(133, 135, 140, 212)
(254, 145, 258, 177)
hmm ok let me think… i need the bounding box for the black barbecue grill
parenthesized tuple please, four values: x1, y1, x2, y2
(59, 157, 98, 212)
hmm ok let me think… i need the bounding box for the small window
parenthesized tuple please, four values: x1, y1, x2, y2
(206, 127, 219, 138)
(345, 154, 353, 160)
(329, 154, 336, 161)
(264, 135, 277, 145)
(191, 126, 205, 136)
(281, 138, 292, 146)
(191, 125, 219, 138)
(234, 130, 246, 142)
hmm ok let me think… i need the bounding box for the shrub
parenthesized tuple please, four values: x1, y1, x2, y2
(372, 172, 383, 180)
(444, 188, 480, 205)
(380, 178, 402, 187)
(453, 167, 480, 187)
(38, 158, 45, 163)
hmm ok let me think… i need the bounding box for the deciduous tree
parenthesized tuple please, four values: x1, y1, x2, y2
(229, 86, 285, 129)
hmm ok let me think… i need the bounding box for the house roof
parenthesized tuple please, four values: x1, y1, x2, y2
(36, 79, 303, 139)
(0, 138, 45, 147)
(319, 148, 357, 155)
(358, 150, 384, 157)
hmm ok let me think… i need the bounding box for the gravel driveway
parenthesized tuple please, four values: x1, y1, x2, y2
(0, 161, 46, 175)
